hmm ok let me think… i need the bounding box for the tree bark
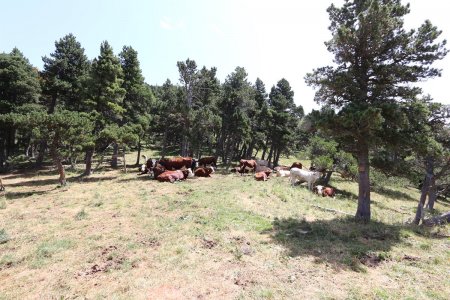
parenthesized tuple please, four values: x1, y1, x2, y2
(323, 171, 333, 186)
(135, 137, 141, 166)
(84, 149, 94, 176)
(426, 175, 436, 210)
(355, 141, 371, 222)
(50, 138, 66, 186)
(414, 157, 433, 225)
(122, 147, 127, 173)
(111, 142, 119, 168)
(36, 140, 47, 167)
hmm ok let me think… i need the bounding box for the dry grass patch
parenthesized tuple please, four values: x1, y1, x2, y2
(0, 158, 449, 299)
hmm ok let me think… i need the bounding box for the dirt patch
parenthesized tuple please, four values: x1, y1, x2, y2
(76, 245, 132, 277)
(359, 253, 388, 268)
(201, 237, 217, 249)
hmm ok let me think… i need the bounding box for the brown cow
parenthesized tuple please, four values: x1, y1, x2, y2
(239, 159, 257, 174)
(313, 185, 336, 198)
(198, 156, 217, 168)
(159, 157, 194, 170)
(152, 164, 166, 178)
(290, 162, 303, 169)
(156, 169, 193, 183)
(194, 166, 215, 177)
(254, 171, 268, 181)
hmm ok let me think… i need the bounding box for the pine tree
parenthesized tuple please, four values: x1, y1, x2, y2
(305, 0, 448, 221)
(0, 49, 41, 168)
(41, 33, 90, 113)
(84, 41, 126, 174)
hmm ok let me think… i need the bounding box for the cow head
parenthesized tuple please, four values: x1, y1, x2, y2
(315, 185, 324, 195)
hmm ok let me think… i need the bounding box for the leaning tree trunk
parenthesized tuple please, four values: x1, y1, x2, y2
(111, 142, 119, 168)
(426, 175, 437, 210)
(355, 141, 371, 222)
(414, 158, 433, 225)
(84, 149, 94, 176)
(50, 138, 66, 186)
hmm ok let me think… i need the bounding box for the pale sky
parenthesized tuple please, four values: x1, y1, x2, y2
(1, 0, 449, 112)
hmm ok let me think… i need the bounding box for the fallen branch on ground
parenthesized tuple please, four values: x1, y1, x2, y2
(310, 204, 353, 216)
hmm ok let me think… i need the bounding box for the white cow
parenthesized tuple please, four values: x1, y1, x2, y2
(276, 169, 290, 177)
(290, 167, 321, 190)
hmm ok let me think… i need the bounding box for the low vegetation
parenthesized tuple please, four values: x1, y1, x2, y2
(0, 154, 448, 299)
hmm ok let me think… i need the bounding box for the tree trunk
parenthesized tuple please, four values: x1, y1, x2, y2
(426, 175, 436, 210)
(323, 171, 333, 186)
(274, 147, 282, 167)
(36, 140, 47, 167)
(111, 143, 119, 168)
(50, 140, 66, 186)
(355, 141, 371, 222)
(267, 144, 274, 166)
(414, 158, 433, 225)
(122, 147, 127, 173)
(261, 136, 270, 160)
(84, 149, 94, 176)
(135, 138, 141, 166)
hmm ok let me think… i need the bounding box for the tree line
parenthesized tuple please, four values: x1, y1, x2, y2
(1, 0, 449, 223)
(0, 35, 304, 183)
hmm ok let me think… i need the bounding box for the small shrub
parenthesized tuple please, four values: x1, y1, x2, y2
(0, 199, 6, 209)
(75, 208, 88, 220)
(0, 229, 10, 244)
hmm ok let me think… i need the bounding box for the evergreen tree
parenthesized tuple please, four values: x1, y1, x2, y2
(41, 34, 90, 113)
(0, 49, 41, 168)
(217, 67, 255, 163)
(266, 79, 300, 166)
(119, 46, 155, 165)
(305, 0, 448, 221)
(84, 41, 126, 174)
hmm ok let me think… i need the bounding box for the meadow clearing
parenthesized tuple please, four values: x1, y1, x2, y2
(0, 153, 449, 299)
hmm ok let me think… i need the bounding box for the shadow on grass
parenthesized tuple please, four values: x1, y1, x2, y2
(6, 175, 117, 187)
(5, 190, 54, 200)
(372, 185, 417, 201)
(266, 216, 414, 271)
(117, 175, 153, 183)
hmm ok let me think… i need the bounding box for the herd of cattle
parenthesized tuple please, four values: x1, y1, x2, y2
(139, 155, 336, 197)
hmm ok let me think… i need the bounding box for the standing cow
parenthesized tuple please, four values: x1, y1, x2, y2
(198, 156, 217, 168)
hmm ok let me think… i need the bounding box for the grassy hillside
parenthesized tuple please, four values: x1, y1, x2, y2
(0, 153, 449, 299)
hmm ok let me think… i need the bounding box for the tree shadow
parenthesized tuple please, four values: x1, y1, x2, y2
(265, 216, 421, 271)
(4, 189, 54, 200)
(371, 185, 417, 201)
(117, 175, 153, 183)
(6, 175, 117, 187)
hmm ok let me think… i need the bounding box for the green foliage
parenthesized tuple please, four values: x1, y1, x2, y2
(305, 0, 448, 220)
(41, 33, 90, 112)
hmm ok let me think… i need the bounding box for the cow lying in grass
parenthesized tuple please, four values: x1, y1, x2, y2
(313, 185, 336, 198)
(194, 166, 215, 177)
(276, 169, 290, 177)
(156, 168, 193, 183)
(290, 167, 321, 190)
(254, 168, 272, 181)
